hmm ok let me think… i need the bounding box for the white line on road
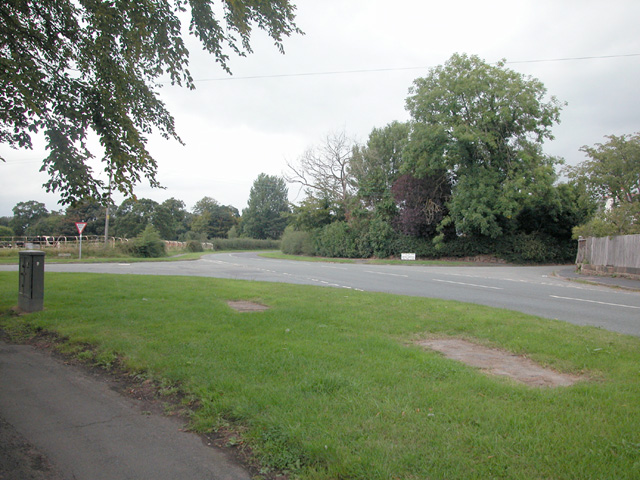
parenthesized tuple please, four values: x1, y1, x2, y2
(550, 295, 640, 310)
(433, 279, 504, 290)
(364, 270, 409, 278)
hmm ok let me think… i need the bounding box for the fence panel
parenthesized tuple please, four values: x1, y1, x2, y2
(579, 234, 640, 273)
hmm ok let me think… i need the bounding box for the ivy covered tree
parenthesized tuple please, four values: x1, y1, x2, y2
(1, 0, 301, 205)
(405, 53, 564, 238)
(390, 173, 451, 238)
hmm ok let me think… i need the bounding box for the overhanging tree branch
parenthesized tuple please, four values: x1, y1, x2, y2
(0, 0, 302, 205)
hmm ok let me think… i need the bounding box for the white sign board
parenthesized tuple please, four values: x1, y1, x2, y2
(401, 253, 416, 261)
(75, 222, 87, 235)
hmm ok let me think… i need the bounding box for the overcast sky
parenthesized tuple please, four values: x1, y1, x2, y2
(1, 0, 639, 217)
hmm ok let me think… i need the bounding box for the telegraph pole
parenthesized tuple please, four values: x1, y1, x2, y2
(104, 169, 112, 246)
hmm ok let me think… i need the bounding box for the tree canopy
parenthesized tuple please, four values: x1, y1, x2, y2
(10, 200, 49, 235)
(569, 133, 640, 237)
(1, 0, 301, 204)
(351, 121, 410, 218)
(241, 173, 289, 239)
(191, 196, 238, 239)
(568, 133, 640, 207)
(405, 53, 564, 238)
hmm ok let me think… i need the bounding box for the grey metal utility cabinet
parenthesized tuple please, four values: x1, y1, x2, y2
(18, 250, 45, 312)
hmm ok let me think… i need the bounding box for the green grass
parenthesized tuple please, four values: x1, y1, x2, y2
(1, 271, 639, 479)
(0, 249, 211, 264)
(260, 251, 480, 266)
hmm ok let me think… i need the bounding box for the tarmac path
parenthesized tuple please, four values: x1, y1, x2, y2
(0, 341, 251, 480)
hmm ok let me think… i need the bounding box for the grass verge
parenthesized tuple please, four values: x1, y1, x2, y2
(1, 272, 639, 479)
(259, 251, 482, 266)
(0, 249, 213, 265)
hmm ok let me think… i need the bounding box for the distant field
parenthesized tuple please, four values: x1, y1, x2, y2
(1, 271, 639, 479)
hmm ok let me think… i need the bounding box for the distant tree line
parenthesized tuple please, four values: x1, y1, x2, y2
(0, 174, 291, 242)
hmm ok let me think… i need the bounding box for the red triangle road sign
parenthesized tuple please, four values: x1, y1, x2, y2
(75, 222, 87, 234)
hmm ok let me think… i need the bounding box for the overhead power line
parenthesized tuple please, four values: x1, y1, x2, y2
(504, 53, 640, 65)
(190, 53, 640, 83)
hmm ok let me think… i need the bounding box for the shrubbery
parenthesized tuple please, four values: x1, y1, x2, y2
(117, 225, 166, 258)
(315, 221, 359, 258)
(283, 223, 576, 264)
(185, 240, 204, 252)
(280, 227, 315, 256)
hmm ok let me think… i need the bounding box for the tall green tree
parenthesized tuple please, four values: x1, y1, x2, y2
(242, 174, 289, 239)
(29, 211, 68, 236)
(153, 197, 189, 240)
(10, 200, 49, 235)
(191, 197, 238, 239)
(568, 132, 640, 237)
(567, 133, 640, 207)
(351, 121, 410, 218)
(405, 53, 564, 238)
(65, 198, 108, 235)
(1, 0, 301, 205)
(113, 198, 158, 238)
(291, 196, 336, 232)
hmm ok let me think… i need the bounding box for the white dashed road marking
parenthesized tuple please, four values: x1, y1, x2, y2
(433, 279, 503, 290)
(550, 295, 640, 310)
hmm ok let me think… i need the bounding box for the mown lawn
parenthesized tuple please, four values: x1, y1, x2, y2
(1, 271, 639, 479)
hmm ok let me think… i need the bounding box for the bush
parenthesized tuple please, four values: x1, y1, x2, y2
(118, 225, 166, 258)
(572, 203, 640, 238)
(436, 233, 576, 264)
(186, 240, 204, 252)
(315, 221, 359, 258)
(366, 217, 397, 258)
(281, 227, 315, 256)
(283, 217, 575, 264)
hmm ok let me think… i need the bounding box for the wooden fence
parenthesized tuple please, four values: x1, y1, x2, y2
(576, 234, 640, 279)
(0, 235, 125, 248)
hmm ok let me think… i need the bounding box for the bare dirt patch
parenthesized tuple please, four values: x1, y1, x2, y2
(227, 301, 270, 312)
(417, 338, 584, 387)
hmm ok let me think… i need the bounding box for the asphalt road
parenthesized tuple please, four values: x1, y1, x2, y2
(3, 252, 639, 336)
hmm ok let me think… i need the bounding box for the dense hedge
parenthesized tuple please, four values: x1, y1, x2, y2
(280, 227, 315, 256)
(282, 223, 576, 264)
(209, 238, 281, 251)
